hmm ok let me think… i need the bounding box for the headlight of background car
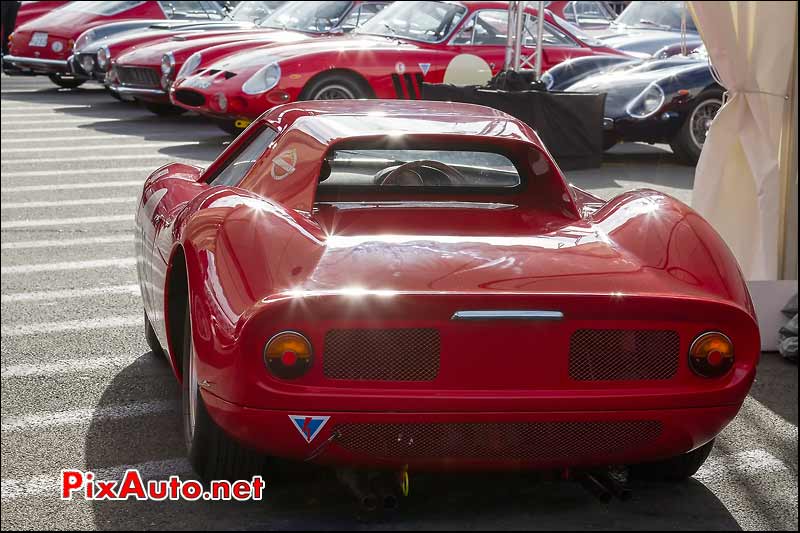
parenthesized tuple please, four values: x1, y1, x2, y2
(161, 52, 175, 76)
(541, 72, 554, 91)
(97, 45, 110, 71)
(625, 83, 666, 119)
(242, 63, 281, 95)
(74, 29, 95, 52)
(177, 52, 202, 79)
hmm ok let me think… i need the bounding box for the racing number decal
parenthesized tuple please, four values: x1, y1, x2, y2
(270, 149, 297, 181)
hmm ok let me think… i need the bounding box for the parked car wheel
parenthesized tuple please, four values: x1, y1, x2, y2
(47, 73, 86, 89)
(144, 102, 187, 116)
(144, 311, 165, 358)
(631, 439, 715, 482)
(301, 73, 368, 101)
(182, 303, 265, 483)
(670, 89, 724, 165)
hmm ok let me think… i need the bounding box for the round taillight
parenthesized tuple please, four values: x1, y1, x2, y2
(264, 331, 312, 379)
(689, 332, 734, 378)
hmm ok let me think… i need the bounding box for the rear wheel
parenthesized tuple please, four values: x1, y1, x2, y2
(630, 439, 715, 482)
(301, 73, 368, 101)
(48, 73, 86, 89)
(670, 89, 723, 165)
(181, 302, 265, 483)
(144, 102, 187, 116)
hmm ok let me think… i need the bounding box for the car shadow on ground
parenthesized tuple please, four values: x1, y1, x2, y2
(85, 358, 742, 530)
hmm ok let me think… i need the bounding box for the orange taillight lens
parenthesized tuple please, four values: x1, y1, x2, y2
(689, 332, 734, 378)
(264, 331, 312, 379)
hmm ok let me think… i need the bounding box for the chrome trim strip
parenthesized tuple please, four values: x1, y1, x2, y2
(451, 310, 564, 321)
(114, 86, 167, 96)
(3, 55, 68, 68)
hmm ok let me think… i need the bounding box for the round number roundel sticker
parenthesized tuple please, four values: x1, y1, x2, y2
(395, 62, 406, 75)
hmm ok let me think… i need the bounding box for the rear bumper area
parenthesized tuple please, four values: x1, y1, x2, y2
(203, 391, 742, 471)
(2, 55, 68, 75)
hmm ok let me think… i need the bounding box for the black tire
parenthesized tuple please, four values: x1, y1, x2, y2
(181, 302, 265, 483)
(630, 439, 715, 482)
(48, 73, 86, 89)
(300, 72, 368, 101)
(144, 312, 165, 359)
(670, 88, 724, 165)
(144, 102, 187, 116)
(602, 135, 619, 152)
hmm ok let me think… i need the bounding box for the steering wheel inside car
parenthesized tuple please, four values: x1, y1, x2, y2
(375, 160, 468, 186)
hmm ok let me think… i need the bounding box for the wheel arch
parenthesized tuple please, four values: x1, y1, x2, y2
(164, 243, 189, 383)
(299, 68, 375, 100)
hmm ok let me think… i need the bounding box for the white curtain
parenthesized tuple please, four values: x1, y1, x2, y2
(688, 1, 798, 281)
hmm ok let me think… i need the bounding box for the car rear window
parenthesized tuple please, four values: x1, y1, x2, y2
(319, 149, 521, 188)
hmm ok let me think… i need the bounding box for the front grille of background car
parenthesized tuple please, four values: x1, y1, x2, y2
(569, 329, 680, 381)
(334, 420, 663, 461)
(116, 66, 160, 88)
(323, 328, 440, 381)
(173, 89, 205, 107)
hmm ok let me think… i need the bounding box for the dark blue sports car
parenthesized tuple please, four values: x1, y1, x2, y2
(542, 46, 722, 164)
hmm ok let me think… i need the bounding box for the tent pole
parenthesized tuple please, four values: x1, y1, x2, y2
(535, 0, 545, 79)
(504, 1, 516, 71)
(513, 1, 525, 71)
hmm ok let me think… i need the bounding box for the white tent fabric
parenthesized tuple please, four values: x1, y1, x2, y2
(688, 1, 798, 281)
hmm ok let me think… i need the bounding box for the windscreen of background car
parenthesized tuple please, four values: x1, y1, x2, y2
(58, 1, 146, 16)
(260, 1, 352, 33)
(230, 1, 285, 22)
(158, 1, 226, 20)
(615, 1, 696, 31)
(318, 149, 521, 188)
(356, 1, 467, 43)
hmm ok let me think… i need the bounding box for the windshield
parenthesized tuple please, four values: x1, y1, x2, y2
(231, 1, 285, 22)
(616, 1, 696, 31)
(260, 1, 352, 33)
(551, 13, 602, 46)
(356, 1, 467, 43)
(320, 149, 521, 189)
(60, 1, 144, 15)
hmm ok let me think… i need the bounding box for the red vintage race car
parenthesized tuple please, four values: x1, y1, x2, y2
(169, 0, 628, 133)
(109, 1, 388, 114)
(136, 99, 758, 494)
(3, 0, 229, 88)
(70, 1, 287, 85)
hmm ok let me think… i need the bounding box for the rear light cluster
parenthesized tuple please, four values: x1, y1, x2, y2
(264, 331, 312, 379)
(689, 331, 734, 378)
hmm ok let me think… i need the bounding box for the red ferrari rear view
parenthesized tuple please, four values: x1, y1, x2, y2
(134, 100, 758, 483)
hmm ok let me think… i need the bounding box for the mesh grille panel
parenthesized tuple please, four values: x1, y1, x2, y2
(569, 329, 679, 381)
(116, 66, 160, 88)
(335, 421, 662, 461)
(324, 328, 440, 381)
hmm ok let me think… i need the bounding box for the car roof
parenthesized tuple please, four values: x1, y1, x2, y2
(258, 100, 546, 149)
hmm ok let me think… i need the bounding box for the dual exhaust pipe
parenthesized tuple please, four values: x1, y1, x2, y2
(336, 468, 402, 515)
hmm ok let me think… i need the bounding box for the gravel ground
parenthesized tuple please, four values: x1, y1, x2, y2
(1, 74, 797, 531)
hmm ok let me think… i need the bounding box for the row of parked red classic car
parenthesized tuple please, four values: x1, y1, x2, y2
(3, 1, 719, 162)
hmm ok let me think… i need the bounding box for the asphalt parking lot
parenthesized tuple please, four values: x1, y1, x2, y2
(1, 74, 797, 531)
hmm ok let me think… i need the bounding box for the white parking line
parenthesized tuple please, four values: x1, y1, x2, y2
(0, 314, 142, 337)
(696, 449, 793, 482)
(0, 104, 91, 110)
(1, 117, 122, 125)
(2, 214, 132, 229)
(0, 400, 176, 432)
(2, 142, 200, 153)
(1, 353, 148, 378)
(1, 197, 137, 210)
(2, 181, 142, 192)
(1, 167, 153, 178)
(1, 458, 192, 500)
(1, 257, 136, 275)
(2, 154, 172, 164)
(1, 284, 140, 303)
(1, 235, 133, 250)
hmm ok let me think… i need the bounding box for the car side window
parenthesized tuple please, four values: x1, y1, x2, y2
(452, 10, 509, 46)
(523, 18, 578, 47)
(208, 127, 278, 188)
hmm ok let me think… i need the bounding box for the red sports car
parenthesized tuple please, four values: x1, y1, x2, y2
(3, 0, 229, 88)
(169, 0, 627, 133)
(109, 1, 388, 114)
(136, 99, 758, 496)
